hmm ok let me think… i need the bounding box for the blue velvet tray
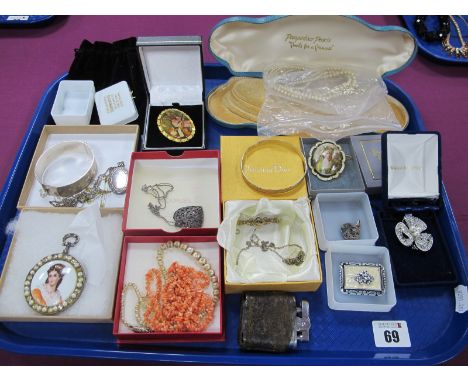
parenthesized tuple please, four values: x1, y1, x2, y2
(0, 64, 467, 365)
(401, 16, 468, 65)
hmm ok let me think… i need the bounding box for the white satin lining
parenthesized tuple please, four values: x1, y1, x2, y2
(139, 45, 203, 106)
(217, 198, 321, 283)
(387, 134, 439, 199)
(210, 16, 415, 77)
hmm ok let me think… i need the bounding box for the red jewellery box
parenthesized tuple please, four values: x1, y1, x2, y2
(113, 235, 225, 344)
(122, 150, 221, 236)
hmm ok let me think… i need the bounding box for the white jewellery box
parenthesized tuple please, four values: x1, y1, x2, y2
(312, 192, 379, 251)
(95, 81, 138, 125)
(324, 245, 396, 312)
(51, 80, 95, 125)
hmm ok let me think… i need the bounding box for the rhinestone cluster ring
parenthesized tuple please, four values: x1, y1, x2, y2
(157, 240, 220, 305)
(395, 214, 434, 253)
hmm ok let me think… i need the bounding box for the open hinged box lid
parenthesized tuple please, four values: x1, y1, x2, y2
(137, 36, 205, 150)
(379, 131, 457, 286)
(382, 131, 442, 211)
(207, 15, 417, 129)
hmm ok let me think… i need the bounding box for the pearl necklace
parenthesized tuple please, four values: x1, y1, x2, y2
(120, 240, 219, 333)
(265, 64, 359, 103)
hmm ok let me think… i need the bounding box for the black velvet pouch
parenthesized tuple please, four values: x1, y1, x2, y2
(68, 37, 147, 131)
(379, 210, 457, 286)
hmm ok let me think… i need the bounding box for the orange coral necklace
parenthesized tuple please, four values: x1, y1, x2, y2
(121, 240, 219, 333)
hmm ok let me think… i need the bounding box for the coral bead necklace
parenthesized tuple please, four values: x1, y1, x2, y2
(120, 240, 219, 333)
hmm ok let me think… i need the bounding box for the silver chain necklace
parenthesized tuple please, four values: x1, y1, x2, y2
(47, 162, 128, 208)
(141, 183, 204, 228)
(236, 229, 306, 266)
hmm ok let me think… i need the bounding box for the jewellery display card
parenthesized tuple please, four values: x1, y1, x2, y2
(350, 134, 382, 193)
(378, 210, 457, 286)
(382, 132, 441, 207)
(312, 192, 379, 251)
(113, 236, 224, 343)
(220, 136, 308, 202)
(137, 36, 205, 150)
(0, 206, 123, 322)
(123, 151, 220, 236)
(17, 125, 139, 210)
(301, 137, 365, 198)
(220, 198, 322, 293)
(324, 245, 396, 312)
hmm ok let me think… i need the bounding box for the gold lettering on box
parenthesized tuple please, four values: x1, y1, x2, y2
(244, 164, 292, 174)
(284, 33, 334, 52)
(104, 93, 124, 113)
(390, 166, 423, 171)
(370, 148, 381, 161)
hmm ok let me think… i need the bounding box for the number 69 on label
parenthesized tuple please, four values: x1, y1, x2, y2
(372, 321, 411, 348)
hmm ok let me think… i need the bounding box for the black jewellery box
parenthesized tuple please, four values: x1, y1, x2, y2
(378, 131, 457, 286)
(137, 36, 205, 151)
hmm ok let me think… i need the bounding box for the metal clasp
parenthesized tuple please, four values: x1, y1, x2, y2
(290, 300, 311, 348)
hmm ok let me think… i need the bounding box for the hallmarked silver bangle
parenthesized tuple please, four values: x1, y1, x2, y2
(34, 141, 97, 198)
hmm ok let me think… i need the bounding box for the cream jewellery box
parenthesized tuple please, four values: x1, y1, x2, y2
(137, 36, 205, 151)
(207, 15, 416, 130)
(95, 81, 138, 125)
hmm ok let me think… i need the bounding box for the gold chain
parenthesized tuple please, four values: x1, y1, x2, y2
(442, 16, 468, 58)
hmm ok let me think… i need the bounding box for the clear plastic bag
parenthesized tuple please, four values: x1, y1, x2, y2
(257, 63, 403, 140)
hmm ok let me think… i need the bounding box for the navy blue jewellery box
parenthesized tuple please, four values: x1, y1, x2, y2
(379, 131, 457, 286)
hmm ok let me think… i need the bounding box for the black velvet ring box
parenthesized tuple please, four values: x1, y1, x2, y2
(379, 131, 457, 286)
(137, 36, 205, 151)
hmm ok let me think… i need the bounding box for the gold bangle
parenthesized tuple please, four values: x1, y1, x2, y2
(240, 139, 307, 194)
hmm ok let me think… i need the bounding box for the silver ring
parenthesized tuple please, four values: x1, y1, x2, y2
(395, 214, 433, 252)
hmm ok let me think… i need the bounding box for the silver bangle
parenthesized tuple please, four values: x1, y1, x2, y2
(34, 141, 97, 197)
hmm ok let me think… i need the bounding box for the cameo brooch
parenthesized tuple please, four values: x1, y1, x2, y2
(308, 140, 346, 181)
